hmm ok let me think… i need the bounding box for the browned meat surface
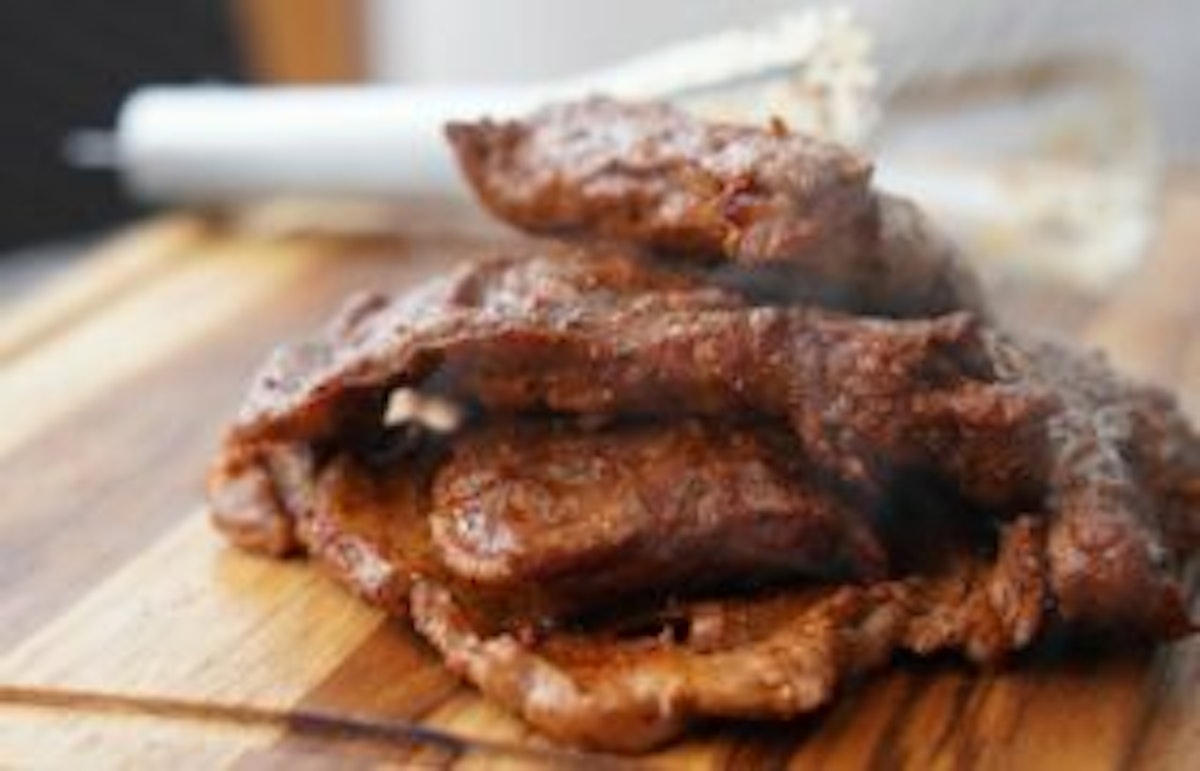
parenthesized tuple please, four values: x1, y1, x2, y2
(208, 442, 313, 557)
(239, 419, 885, 626)
(298, 453, 436, 613)
(205, 97, 1200, 753)
(430, 421, 886, 618)
(429, 238, 726, 315)
(448, 98, 873, 266)
(411, 517, 1047, 752)
(447, 98, 986, 318)
(228, 252, 1044, 508)
(869, 194, 988, 318)
(988, 333, 1200, 636)
(684, 193, 988, 318)
(207, 248, 1198, 751)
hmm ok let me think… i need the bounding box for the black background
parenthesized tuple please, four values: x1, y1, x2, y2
(0, 1, 245, 251)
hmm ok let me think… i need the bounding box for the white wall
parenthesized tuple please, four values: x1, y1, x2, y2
(365, 0, 1199, 157)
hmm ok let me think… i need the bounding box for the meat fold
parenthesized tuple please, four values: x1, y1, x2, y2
(209, 442, 313, 557)
(447, 98, 987, 318)
(298, 453, 434, 612)
(227, 251, 1045, 511)
(411, 517, 1048, 752)
(205, 96, 1200, 753)
(228, 419, 889, 628)
(209, 249, 1198, 651)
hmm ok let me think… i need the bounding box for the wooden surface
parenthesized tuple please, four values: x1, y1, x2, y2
(1, 187, 1198, 770)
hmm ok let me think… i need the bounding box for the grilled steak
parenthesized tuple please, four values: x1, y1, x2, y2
(447, 97, 873, 266)
(989, 333, 1200, 635)
(206, 97, 1199, 753)
(227, 254, 1045, 509)
(430, 420, 886, 618)
(411, 517, 1047, 751)
(448, 98, 986, 318)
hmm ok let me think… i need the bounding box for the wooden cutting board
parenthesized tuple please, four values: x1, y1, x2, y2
(1, 184, 1198, 770)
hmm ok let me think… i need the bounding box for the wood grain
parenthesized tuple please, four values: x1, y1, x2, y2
(0, 216, 209, 363)
(0, 188, 1197, 769)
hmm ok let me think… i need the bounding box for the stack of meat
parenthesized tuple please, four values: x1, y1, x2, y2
(208, 98, 1200, 752)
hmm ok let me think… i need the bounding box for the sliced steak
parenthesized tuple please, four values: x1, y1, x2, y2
(988, 332, 1200, 636)
(227, 254, 1044, 509)
(447, 98, 987, 318)
(447, 97, 875, 267)
(411, 517, 1047, 752)
(430, 420, 886, 619)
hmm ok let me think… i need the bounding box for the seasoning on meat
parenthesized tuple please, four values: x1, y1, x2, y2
(411, 517, 1047, 751)
(448, 98, 987, 318)
(227, 252, 1045, 507)
(207, 97, 1199, 753)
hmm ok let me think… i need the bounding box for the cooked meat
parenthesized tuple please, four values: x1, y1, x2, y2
(410, 517, 1047, 752)
(988, 333, 1200, 636)
(207, 248, 1197, 752)
(448, 98, 873, 265)
(205, 96, 1200, 753)
(430, 420, 886, 618)
(1127, 389, 1200, 553)
(447, 98, 987, 318)
(211, 267, 1197, 642)
(207, 243, 740, 555)
(227, 254, 1045, 508)
(298, 453, 436, 613)
(249, 419, 886, 625)
(432, 239, 729, 316)
(208, 442, 313, 557)
(696, 194, 987, 318)
(870, 194, 989, 318)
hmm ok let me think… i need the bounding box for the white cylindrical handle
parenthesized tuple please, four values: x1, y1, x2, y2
(116, 85, 547, 202)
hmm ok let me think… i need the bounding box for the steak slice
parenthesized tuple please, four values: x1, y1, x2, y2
(447, 98, 987, 318)
(297, 453, 437, 613)
(447, 97, 875, 267)
(229, 257, 1044, 510)
(272, 419, 888, 627)
(411, 517, 1047, 753)
(208, 442, 314, 557)
(429, 420, 886, 620)
(989, 333, 1200, 636)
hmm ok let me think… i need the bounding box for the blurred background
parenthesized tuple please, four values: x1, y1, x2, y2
(0, 0, 1196, 293)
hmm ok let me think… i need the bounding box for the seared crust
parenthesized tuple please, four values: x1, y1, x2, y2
(989, 333, 1200, 636)
(226, 250, 1043, 508)
(430, 421, 886, 600)
(411, 518, 1047, 752)
(448, 97, 874, 266)
(447, 98, 987, 319)
(205, 98, 1199, 752)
